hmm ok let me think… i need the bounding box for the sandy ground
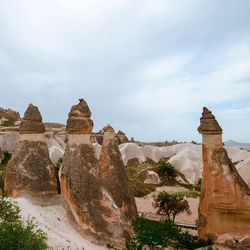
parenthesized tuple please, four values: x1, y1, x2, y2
(135, 186, 199, 226)
(14, 197, 106, 250)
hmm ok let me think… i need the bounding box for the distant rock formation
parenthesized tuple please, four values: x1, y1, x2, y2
(61, 99, 136, 245)
(144, 171, 161, 185)
(0, 107, 21, 126)
(99, 125, 138, 221)
(4, 104, 59, 197)
(197, 107, 250, 243)
(117, 130, 129, 144)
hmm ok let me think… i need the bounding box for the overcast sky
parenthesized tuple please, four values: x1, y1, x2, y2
(0, 1, 250, 142)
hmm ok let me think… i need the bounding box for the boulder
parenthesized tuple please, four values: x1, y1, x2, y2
(144, 171, 161, 184)
(197, 107, 250, 242)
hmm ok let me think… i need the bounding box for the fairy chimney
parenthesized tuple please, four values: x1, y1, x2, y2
(197, 107, 250, 243)
(61, 100, 134, 245)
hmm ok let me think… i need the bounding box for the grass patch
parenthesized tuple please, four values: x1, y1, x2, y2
(125, 158, 180, 197)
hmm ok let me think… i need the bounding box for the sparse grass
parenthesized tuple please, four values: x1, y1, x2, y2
(125, 158, 180, 197)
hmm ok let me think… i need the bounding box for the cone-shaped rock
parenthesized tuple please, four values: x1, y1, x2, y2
(99, 135, 138, 221)
(61, 143, 132, 245)
(197, 107, 250, 243)
(66, 98, 93, 134)
(4, 104, 59, 197)
(19, 104, 45, 134)
(198, 107, 222, 134)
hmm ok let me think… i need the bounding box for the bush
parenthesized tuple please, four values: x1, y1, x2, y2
(157, 161, 178, 179)
(0, 197, 48, 250)
(126, 218, 211, 250)
(127, 217, 180, 250)
(175, 231, 212, 250)
(1, 151, 12, 165)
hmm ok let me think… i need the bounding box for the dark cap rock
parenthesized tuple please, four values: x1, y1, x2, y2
(66, 99, 93, 134)
(198, 107, 222, 135)
(102, 124, 115, 133)
(19, 104, 45, 134)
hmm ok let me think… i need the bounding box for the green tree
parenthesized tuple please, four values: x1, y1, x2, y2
(127, 217, 180, 250)
(0, 197, 48, 250)
(157, 161, 178, 179)
(154, 192, 191, 222)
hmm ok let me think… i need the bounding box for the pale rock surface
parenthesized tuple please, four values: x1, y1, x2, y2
(144, 171, 161, 184)
(118, 142, 250, 186)
(14, 197, 106, 250)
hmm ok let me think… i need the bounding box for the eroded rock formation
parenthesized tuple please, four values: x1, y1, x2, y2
(99, 125, 138, 221)
(197, 107, 250, 243)
(4, 104, 59, 197)
(61, 99, 136, 245)
(117, 130, 129, 144)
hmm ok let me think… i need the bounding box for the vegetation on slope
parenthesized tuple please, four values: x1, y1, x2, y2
(0, 198, 48, 250)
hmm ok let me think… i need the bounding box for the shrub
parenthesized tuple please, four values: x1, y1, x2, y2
(127, 217, 180, 250)
(55, 157, 63, 170)
(175, 231, 212, 250)
(1, 151, 12, 165)
(125, 218, 211, 250)
(154, 192, 191, 222)
(157, 161, 178, 179)
(0, 197, 48, 250)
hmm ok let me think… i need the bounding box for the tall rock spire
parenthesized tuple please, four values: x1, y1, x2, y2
(197, 107, 250, 243)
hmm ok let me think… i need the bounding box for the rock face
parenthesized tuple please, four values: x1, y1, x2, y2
(0, 107, 21, 126)
(197, 107, 250, 242)
(144, 171, 161, 185)
(99, 130, 138, 222)
(61, 100, 136, 245)
(4, 104, 59, 197)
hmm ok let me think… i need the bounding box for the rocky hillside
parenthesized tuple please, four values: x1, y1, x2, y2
(0, 107, 21, 126)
